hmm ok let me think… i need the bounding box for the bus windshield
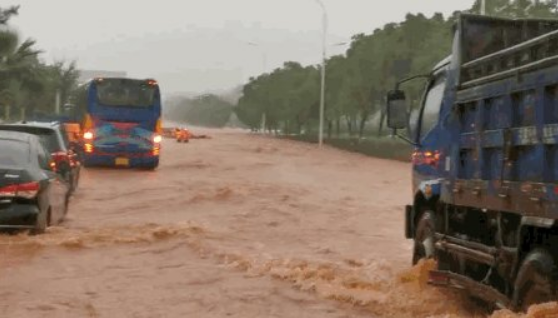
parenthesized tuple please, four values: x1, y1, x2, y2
(96, 78, 156, 107)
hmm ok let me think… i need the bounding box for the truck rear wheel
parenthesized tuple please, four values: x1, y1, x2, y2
(412, 210, 436, 265)
(513, 249, 557, 312)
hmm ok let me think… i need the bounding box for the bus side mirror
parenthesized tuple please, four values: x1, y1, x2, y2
(386, 90, 409, 130)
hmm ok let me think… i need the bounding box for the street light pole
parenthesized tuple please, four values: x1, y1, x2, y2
(481, 0, 486, 15)
(55, 89, 61, 115)
(314, 0, 327, 148)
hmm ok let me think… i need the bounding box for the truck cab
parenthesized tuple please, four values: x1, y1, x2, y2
(387, 14, 558, 311)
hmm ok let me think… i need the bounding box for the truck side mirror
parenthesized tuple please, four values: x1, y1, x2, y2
(386, 90, 409, 130)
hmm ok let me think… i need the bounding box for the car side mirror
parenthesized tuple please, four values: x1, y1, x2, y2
(386, 90, 409, 130)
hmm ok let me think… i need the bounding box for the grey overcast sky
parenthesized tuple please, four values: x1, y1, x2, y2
(7, 0, 475, 95)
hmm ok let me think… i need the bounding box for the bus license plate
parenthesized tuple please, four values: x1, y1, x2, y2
(115, 158, 129, 166)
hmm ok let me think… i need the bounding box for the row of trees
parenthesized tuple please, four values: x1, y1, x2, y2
(164, 93, 237, 128)
(0, 6, 79, 122)
(235, 0, 558, 137)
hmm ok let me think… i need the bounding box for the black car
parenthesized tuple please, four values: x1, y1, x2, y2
(0, 131, 70, 234)
(0, 122, 81, 194)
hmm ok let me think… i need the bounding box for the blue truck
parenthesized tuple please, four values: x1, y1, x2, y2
(387, 14, 558, 311)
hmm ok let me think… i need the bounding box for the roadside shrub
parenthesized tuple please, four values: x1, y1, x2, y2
(283, 135, 412, 162)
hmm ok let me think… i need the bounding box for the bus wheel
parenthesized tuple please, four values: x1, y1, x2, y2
(412, 210, 436, 265)
(513, 249, 557, 312)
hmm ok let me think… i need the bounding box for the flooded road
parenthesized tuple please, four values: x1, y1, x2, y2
(0, 129, 553, 317)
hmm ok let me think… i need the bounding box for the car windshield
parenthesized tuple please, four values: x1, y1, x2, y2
(96, 79, 155, 107)
(0, 139, 30, 167)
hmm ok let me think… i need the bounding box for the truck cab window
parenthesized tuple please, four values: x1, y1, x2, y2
(419, 74, 446, 139)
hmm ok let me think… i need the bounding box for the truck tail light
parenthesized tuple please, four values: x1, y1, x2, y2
(412, 150, 441, 167)
(0, 182, 40, 199)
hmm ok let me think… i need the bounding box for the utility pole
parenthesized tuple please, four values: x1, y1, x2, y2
(261, 51, 267, 134)
(481, 0, 487, 15)
(55, 89, 61, 114)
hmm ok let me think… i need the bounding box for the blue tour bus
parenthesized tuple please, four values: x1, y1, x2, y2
(67, 77, 163, 169)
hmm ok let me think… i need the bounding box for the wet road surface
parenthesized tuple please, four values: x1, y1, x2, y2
(0, 129, 554, 317)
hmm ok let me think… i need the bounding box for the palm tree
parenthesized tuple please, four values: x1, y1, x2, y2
(48, 60, 80, 105)
(0, 29, 43, 120)
(0, 6, 80, 121)
(0, 6, 18, 25)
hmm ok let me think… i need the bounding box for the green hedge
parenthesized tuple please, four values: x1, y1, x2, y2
(283, 134, 412, 162)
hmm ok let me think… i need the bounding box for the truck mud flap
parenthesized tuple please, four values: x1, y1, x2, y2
(428, 270, 511, 309)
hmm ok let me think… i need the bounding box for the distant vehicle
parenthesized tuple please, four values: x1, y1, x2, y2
(0, 122, 81, 195)
(386, 14, 558, 310)
(175, 128, 190, 143)
(67, 77, 163, 169)
(0, 131, 70, 234)
(62, 122, 83, 160)
(63, 122, 81, 144)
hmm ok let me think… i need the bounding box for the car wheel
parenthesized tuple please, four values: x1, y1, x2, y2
(31, 208, 49, 235)
(513, 249, 557, 312)
(412, 210, 436, 265)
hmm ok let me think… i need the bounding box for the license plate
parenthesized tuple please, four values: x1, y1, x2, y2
(115, 158, 129, 166)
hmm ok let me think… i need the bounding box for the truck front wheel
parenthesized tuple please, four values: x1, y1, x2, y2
(412, 210, 436, 265)
(513, 249, 557, 312)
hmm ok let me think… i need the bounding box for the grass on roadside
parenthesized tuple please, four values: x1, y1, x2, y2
(282, 134, 412, 162)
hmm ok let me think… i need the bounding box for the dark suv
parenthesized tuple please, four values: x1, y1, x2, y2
(0, 131, 69, 233)
(0, 122, 81, 194)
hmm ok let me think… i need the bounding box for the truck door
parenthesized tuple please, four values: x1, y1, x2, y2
(412, 70, 447, 194)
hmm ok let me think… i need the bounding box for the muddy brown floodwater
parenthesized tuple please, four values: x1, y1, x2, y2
(0, 129, 556, 318)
